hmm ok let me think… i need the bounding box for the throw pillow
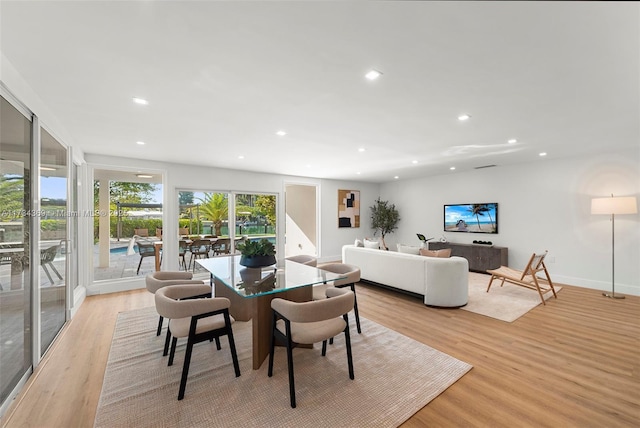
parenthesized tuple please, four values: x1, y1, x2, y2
(419, 248, 452, 258)
(354, 239, 364, 247)
(363, 239, 380, 249)
(397, 244, 421, 255)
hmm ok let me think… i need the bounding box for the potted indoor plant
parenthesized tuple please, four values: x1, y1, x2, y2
(237, 238, 276, 268)
(370, 197, 400, 250)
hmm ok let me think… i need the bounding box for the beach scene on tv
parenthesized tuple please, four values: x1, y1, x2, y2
(444, 203, 498, 234)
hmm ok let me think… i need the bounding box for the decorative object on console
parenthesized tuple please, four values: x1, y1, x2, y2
(370, 197, 400, 250)
(416, 233, 434, 248)
(444, 203, 498, 234)
(473, 240, 493, 246)
(237, 238, 276, 268)
(338, 189, 360, 228)
(591, 194, 638, 299)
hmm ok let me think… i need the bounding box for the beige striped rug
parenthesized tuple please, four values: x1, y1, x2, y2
(463, 272, 562, 322)
(94, 306, 472, 428)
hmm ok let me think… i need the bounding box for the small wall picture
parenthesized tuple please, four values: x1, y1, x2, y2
(338, 189, 360, 228)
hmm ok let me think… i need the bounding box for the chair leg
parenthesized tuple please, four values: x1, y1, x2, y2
(214, 336, 221, 350)
(178, 338, 195, 400)
(156, 315, 164, 336)
(136, 257, 143, 275)
(350, 284, 362, 334)
(285, 323, 296, 408)
(163, 328, 172, 356)
(321, 340, 328, 356)
(168, 337, 178, 366)
(225, 312, 241, 377)
(48, 263, 63, 280)
(42, 265, 54, 284)
(343, 314, 354, 380)
(268, 313, 277, 377)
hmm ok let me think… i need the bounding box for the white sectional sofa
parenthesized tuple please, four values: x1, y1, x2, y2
(342, 245, 469, 307)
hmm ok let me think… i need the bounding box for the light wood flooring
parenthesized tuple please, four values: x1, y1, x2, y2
(1, 281, 639, 427)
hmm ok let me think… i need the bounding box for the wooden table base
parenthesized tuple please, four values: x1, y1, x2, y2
(214, 278, 313, 369)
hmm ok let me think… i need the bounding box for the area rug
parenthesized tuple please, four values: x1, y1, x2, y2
(462, 272, 562, 322)
(94, 306, 471, 428)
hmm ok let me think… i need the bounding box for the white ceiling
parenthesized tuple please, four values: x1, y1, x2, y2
(1, 1, 638, 183)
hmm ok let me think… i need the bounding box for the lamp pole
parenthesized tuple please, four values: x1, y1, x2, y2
(603, 211, 624, 299)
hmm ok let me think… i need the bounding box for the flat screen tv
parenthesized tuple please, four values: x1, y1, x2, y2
(444, 203, 498, 234)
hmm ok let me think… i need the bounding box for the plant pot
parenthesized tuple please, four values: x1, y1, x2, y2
(239, 254, 276, 268)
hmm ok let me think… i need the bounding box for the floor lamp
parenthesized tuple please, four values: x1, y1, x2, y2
(591, 194, 638, 299)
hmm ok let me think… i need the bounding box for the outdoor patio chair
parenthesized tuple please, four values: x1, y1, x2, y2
(40, 245, 63, 284)
(136, 240, 156, 274)
(212, 237, 231, 255)
(134, 228, 149, 237)
(189, 239, 211, 271)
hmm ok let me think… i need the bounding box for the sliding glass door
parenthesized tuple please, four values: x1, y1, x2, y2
(0, 95, 33, 405)
(177, 190, 277, 272)
(39, 128, 67, 355)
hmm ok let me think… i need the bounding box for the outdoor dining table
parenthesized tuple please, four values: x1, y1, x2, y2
(196, 255, 347, 369)
(152, 237, 217, 271)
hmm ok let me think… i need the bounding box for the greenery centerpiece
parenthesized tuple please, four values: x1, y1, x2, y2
(370, 197, 400, 251)
(237, 238, 276, 268)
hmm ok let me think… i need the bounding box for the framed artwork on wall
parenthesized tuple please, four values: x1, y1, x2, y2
(338, 189, 360, 228)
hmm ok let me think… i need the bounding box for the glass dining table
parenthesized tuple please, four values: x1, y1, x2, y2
(196, 255, 347, 369)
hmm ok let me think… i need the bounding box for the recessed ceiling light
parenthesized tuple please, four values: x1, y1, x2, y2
(306, 164, 311, 168)
(276, 130, 287, 136)
(238, 155, 244, 159)
(411, 160, 418, 164)
(508, 139, 517, 144)
(135, 174, 153, 178)
(394, 176, 399, 180)
(450, 166, 456, 170)
(458, 114, 471, 121)
(539, 152, 547, 157)
(358, 148, 366, 152)
(365, 70, 382, 81)
(132, 97, 148, 105)
(356, 172, 361, 175)
(136, 141, 145, 145)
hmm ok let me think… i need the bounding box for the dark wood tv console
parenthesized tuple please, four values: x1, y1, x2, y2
(428, 242, 508, 273)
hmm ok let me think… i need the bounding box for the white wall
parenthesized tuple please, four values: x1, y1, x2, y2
(379, 149, 640, 296)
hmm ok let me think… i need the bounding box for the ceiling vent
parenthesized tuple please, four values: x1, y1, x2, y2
(474, 164, 497, 170)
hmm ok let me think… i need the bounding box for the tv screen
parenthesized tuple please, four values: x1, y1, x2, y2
(444, 203, 498, 234)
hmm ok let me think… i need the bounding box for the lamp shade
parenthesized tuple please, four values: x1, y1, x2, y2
(591, 196, 638, 215)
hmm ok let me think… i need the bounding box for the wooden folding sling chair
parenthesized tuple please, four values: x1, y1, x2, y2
(486, 250, 558, 305)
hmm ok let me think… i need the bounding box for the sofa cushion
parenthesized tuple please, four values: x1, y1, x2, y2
(354, 239, 364, 247)
(397, 244, 421, 255)
(419, 248, 452, 258)
(363, 239, 380, 249)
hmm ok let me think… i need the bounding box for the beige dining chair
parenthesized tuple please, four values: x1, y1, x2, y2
(285, 254, 317, 267)
(268, 287, 355, 408)
(155, 284, 241, 400)
(145, 271, 206, 338)
(314, 263, 362, 334)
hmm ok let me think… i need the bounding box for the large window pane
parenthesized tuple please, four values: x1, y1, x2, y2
(0, 95, 32, 404)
